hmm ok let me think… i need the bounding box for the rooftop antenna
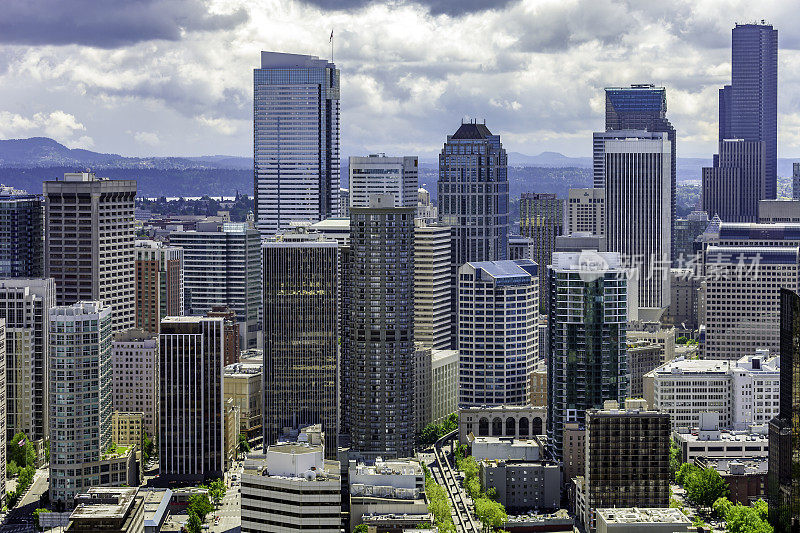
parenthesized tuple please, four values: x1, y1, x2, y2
(329, 29, 334, 63)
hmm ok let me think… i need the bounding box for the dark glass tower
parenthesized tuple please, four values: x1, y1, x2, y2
(253, 52, 340, 236)
(721, 23, 778, 200)
(343, 195, 415, 458)
(262, 237, 339, 458)
(768, 289, 799, 532)
(0, 186, 43, 278)
(604, 85, 676, 257)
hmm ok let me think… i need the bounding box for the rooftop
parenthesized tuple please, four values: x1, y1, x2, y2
(70, 487, 138, 521)
(596, 507, 690, 525)
(468, 259, 538, 282)
(451, 121, 493, 140)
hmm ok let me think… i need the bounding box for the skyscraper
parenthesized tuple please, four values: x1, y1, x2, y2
(349, 154, 418, 209)
(414, 220, 452, 350)
(567, 188, 605, 236)
(720, 23, 778, 200)
(343, 195, 415, 458)
(520, 193, 564, 290)
(169, 220, 262, 349)
(603, 84, 676, 253)
(547, 252, 629, 461)
(793, 163, 800, 200)
(262, 235, 339, 458)
(159, 316, 226, 483)
(48, 301, 114, 505)
(457, 260, 539, 407)
(438, 121, 509, 344)
(44, 173, 136, 334)
(769, 288, 800, 532)
(0, 278, 55, 443)
(0, 319, 5, 507)
(0, 185, 43, 278)
(134, 240, 183, 335)
(702, 139, 765, 222)
(112, 329, 159, 437)
(599, 131, 671, 311)
(438, 120, 509, 265)
(253, 52, 340, 236)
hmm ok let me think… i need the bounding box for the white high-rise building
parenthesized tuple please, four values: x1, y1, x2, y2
(703, 246, 799, 360)
(349, 154, 418, 209)
(0, 319, 6, 507)
(48, 301, 114, 506)
(44, 172, 136, 334)
(458, 260, 539, 407)
(598, 131, 671, 311)
(567, 188, 605, 236)
(0, 278, 55, 443)
(253, 52, 340, 236)
(414, 220, 452, 350)
(645, 350, 780, 430)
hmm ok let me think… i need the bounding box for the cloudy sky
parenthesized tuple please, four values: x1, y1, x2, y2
(0, 0, 798, 159)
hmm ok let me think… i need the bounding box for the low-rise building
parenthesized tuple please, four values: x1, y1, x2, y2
(138, 488, 171, 533)
(430, 349, 458, 425)
(480, 460, 560, 512)
(65, 488, 145, 533)
(529, 370, 547, 408)
(468, 436, 544, 462)
(112, 412, 143, 448)
(224, 362, 263, 447)
(458, 405, 546, 445)
(504, 511, 574, 533)
(361, 513, 433, 533)
(349, 458, 427, 530)
(673, 414, 768, 463)
(696, 457, 767, 505)
(241, 442, 341, 533)
(562, 422, 586, 485)
(645, 351, 780, 430)
(594, 508, 691, 533)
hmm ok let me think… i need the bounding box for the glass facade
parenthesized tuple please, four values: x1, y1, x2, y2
(262, 241, 339, 458)
(253, 52, 340, 236)
(519, 193, 564, 292)
(0, 188, 43, 279)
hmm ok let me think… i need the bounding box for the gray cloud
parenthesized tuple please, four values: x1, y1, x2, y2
(302, 0, 515, 16)
(0, 0, 248, 48)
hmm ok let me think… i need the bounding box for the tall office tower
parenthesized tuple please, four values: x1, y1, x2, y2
(566, 188, 605, 236)
(793, 163, 800, 199)
(769, 288, 800, 532)
(417, 187, 438, 223)
(603, 85, 676, 251)
(583, 400, 670, 530)
(49, 301, 113, 506)
(0, 185, 43, 278)
(702, 139, 765, 222)
(457, 260, 539, 407)
(349, 154, 418, 209)
(262, 236, 339, 458)
(414, 220, 452, 350)
(343, 195, 415, 458)
(44, 172, 136, 333)
(169, 220, 261, 348)
(520, 193, 564, 289)
(253, 52, 340, 236)
(0, 278, 55, 442)
(599, 131, 671, 311)
(673, 210, 709, 262)
(134, 240, 183, 335)
(704, 246, 799, 360)
(206, 306, 241, 366)
(339, 188, 350, 218)
(547, 252, 629, 461)
(159, 316, 226, 483)
(720, 23, 778, 200)
(111, 329, 159, 437)
(439, 121, 509, 343)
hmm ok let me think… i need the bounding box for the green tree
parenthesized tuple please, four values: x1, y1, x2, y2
(33, 508, 51, 529)
(465, 476, 481, 499)
(142, 431, 155, 464)
(669, 442, 681, 480)
(206, 478, 227, 507)
(725, 501, 773, 533)
(419, 423, 440, 446)
(8, 431, 36, 468)
(7, 460, 18, 478)
(460, 456, 480, 483)
(443, 413, 458, 433)
(475, 497, 507, 533)
(186, 510, 203, 533)
(353, 524, 369, 533)
(238, 434, 250, 457)
(712, 496, 733, 519)
(684, 467, 729, 508)
(675, 463, 699, 485)
(188, 493, 213, 521)
(485, 487, 498, 502)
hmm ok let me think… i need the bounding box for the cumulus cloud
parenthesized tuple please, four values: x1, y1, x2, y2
(134, 131, 160, 146)
(0, 110, 92, 146)
(300, 0, 515, 16)
(0, 0, 248, 48)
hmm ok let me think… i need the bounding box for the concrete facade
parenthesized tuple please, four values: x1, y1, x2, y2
(112, 329, 159, 437)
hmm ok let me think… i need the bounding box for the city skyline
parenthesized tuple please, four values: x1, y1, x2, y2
(0, 3, 800, 160)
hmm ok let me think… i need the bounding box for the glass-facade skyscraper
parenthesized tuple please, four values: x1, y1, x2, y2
(0, 186, 43, 279)
(720, 23, 778, 200)
(253, 52, 340, 236)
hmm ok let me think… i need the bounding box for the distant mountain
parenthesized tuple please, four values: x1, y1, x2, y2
(508, 151, 592, 168)
(0, 137, 250, 170)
